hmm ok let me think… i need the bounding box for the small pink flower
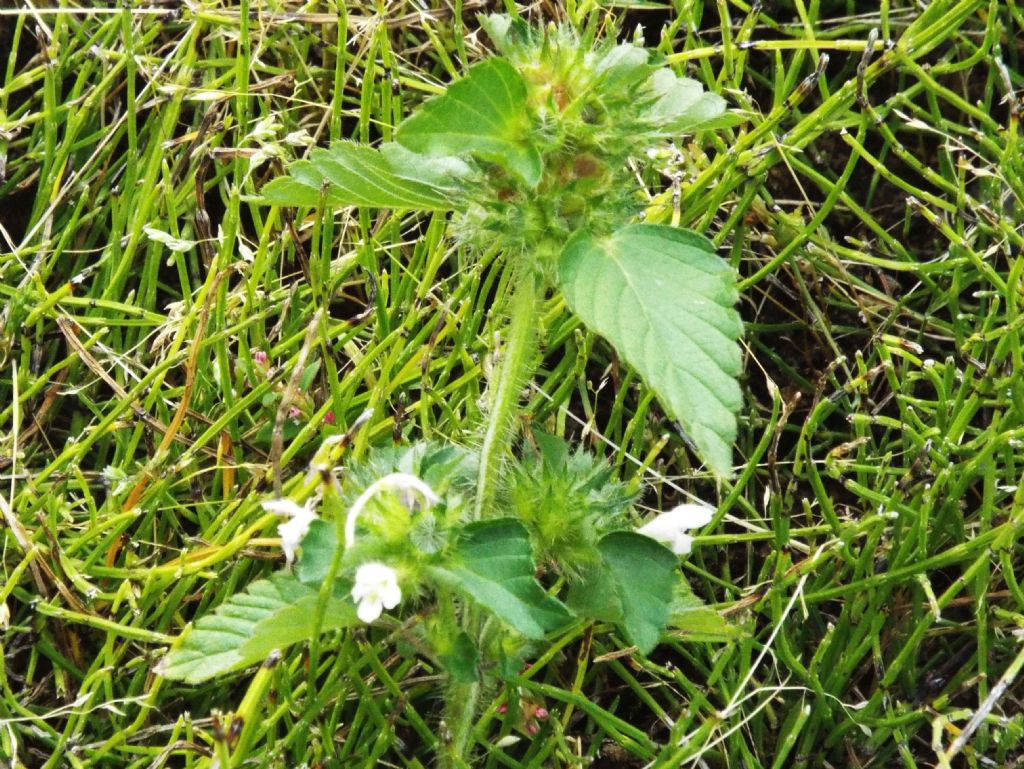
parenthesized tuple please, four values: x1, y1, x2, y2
(324, 410, 336, 425)
(497, 704, 508, 714)
(289, 406, 302, 419)
(253, 350, 268, 365)
(534, 707, 549, 720)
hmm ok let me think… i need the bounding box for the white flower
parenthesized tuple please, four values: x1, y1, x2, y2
(351, 562, 402, 623)
(636, 503, 715, 555)
(262, 498, 318, 565)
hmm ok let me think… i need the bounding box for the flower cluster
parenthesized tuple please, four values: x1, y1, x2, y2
(451, 15, 727, 263)
(264, 488, 712, 630)
(262, 472, 440, 624)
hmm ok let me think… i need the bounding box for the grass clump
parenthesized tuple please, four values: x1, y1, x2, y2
(2, 2, 1024, 769)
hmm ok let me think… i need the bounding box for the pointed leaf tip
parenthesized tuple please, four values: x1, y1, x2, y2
(557, 224, 742, 477)
(262, 142, 464, 211)
(397, 58, 542, 187)
(430, 519, 570, 639)
(158, 573, 356, 683)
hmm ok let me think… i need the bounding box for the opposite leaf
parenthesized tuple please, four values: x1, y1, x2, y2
(437, 631, 480, 684)
(295, 518, 337, 586)
(567, 531, 677, 654)
(643, 69, 729, 133)
(557, 224, 742, 476)
(478, 14, 535, 57)
(397, 58, 542, 187)
(430, 519, 570, 639)
(670, 581, 738, 643)
(262, 142, 462, 210)
(158, 572, 356, 684)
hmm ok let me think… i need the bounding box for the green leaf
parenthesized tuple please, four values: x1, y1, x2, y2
(670, 583, 738, 643)
(565, 564, 620, 622)
(430, 519, 570, 639)
(300, 359, 321, 391)
(557, 224, 742, 477)
(567, 532, 677, 654)
(437, 631, 480, 683)
(295, 518, 337, 586)
(642, 69, 728, 133)
(378, 142, 473, 191)
(262, 142, 463, 210)
(593, 43, 654, 94)
(397, 59, 542, 187)
(159, 573, 356, 684)
(685, 111, 747, 131)
(479, 14, 535, 57)
(531, 429, 570, 469)
(254, 418, 302, 447)
(260, 176, 324, 207)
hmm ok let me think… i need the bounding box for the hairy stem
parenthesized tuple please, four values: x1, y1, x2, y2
(473, 267, 540, 520)
(442, 679, 481, 769)
(441, 267, 539, 769)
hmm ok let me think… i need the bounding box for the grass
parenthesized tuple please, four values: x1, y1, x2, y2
(1, 1, 1023, 767)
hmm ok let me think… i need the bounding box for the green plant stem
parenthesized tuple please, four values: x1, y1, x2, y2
(438, 268, 540, 765)
(473, 266, 540, 520)
(442, 679, 481, 769)
(440, 267, 539, 768)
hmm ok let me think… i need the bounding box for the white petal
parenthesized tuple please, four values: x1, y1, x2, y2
(637, 514, 682, 541)
(281, 540, 297, 565)
(355, 562, 397, 585)
(356, 598, 384, 623)
(672, 532, 694, 556)
(352, 562, 402, 616)
(637, 519, 689, 555)
(665, 503, 715, 529)
(277, 515, 314, 565)
(637, 505, 712, 556)
(278, 515, 314, 542)
(380, 472, 440, 507)
(380, 581, 402, 610)
(350, 581, 372, 603)
(262, 498, 311, 518)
